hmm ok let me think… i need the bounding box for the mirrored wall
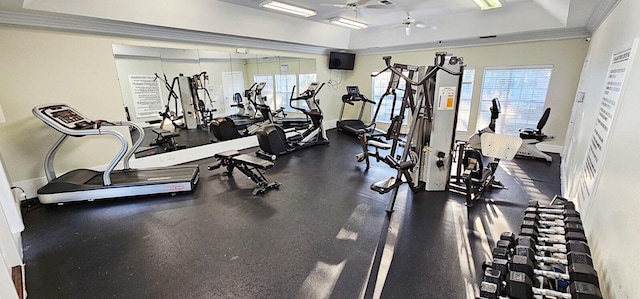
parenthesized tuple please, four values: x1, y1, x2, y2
(112, 44, 316, 158)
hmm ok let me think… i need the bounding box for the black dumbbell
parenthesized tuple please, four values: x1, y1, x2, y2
(520, 226, 588, 245)
(496, 232, 588, 261)
(528, 199, 575, 210)
(510, 250, 599, 287)
(517, 235, 591, 256)
(516, 236, 597, 284)
(479, 281, 499, 299)
(524, 201, 582, 223)
(508, 271, 602, 299)
(482, 258, 509, 280)
(524, 212, 583, 228)
(516, 243, 592, 268)
(522, 217, 584, 232)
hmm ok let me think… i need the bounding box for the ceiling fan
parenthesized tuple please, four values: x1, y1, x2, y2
(321, 0, 395, 17)
(397, 11, 438, 36)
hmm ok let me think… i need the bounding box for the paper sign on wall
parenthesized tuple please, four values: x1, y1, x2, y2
(438, 86, 456, 110)
(129, 74, 164, 118)
(576, 38, 639, 208)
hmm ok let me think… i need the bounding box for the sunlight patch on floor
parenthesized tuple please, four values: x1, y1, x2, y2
(298, 260, 347, 299)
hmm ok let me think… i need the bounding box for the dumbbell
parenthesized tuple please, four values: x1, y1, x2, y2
(525, 202, 582, 223)
(517, 235, 591, 260)
(520, 224, 588, 245)
(491, 243, 597, 286)
(493, 234, 599, 287)
(508, 271, 602, 299)
(523, 213, 583, 231)
(510, 250, 599, 287)
(478, 280, 500, 299)
(499, 231, 591, 258)
(528, 199, 575, 210)
(482, 258, 509, 281)
(499, 231, 592, 257)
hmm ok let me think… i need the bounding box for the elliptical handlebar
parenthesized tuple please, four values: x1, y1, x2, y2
(290, 82, 325, 102)
(289, 82, 325, 114)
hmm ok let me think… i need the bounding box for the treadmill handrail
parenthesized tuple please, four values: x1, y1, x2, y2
(32, 104, 141, 186)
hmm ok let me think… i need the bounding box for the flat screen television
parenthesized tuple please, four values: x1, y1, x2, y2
(329, 52, 356, 70)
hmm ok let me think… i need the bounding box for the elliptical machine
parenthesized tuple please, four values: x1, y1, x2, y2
(210, 82, 269, 141)
(256, 82, 329, 160)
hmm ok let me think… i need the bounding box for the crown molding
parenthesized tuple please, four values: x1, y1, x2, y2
(353, 27, 592, 55)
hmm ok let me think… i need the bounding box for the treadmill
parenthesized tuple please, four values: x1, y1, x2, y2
(33, 103, 200, 204)
(336, 86, 378, 136)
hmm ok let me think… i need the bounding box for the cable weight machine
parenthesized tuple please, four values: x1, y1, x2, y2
(360, 52, 465, 212)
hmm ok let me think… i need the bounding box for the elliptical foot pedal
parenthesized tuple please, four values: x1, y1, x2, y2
(371, 177, 402, 194)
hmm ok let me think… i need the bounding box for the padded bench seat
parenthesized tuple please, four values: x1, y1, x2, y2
(210, 150, 279, 195)
(234, 154, 274, 170)
(152, 128, 179, 138)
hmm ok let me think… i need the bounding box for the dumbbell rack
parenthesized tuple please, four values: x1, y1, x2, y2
(478, 196, 602, 299)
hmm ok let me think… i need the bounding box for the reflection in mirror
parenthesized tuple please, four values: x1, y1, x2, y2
(112, 45, 316, 158)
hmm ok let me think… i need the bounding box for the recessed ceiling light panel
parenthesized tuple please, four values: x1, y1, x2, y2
(473, 0, 502, 10)
(329, 18, 368, 29)
(260, 1, 317, 17)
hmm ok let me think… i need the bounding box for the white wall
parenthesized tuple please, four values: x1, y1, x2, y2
(561, 0, 640, 297)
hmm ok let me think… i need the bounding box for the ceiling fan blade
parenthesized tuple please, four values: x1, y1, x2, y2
(363, 4, 395, 9)
(320, 3, 349, 7)
(415, 22, 438, 30)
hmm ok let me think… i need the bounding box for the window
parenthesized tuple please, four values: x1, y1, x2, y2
(274, 74, 297, 111)
(253, 75, 274, 107)
(456, 69, 475, 132)
(296, 73, 318, 110)
(371, 71, 408, 124)
(477, 66, 552, 134)
(254, 74, 318, 111)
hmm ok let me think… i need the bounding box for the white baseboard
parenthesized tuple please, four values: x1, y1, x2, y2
(324, 118, 337, 130)
(12, 178, 47, 201)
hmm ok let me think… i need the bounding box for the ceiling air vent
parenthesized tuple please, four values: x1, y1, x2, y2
(479, 35, 497, 39)
(378, 0, 394, 6)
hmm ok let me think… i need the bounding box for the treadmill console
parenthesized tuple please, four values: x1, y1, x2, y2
(39, 105, 94, 130)
(346, 86, 365, 101)
(346, 86, 360, 95)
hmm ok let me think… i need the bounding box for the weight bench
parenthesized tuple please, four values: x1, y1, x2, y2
(150, 128, 186, 152)
(450, 133, 522, 207)
(208, 150, 280, 195)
